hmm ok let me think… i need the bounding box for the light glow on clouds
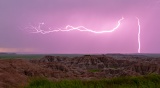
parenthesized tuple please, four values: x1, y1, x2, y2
(0, 0, 160, 53)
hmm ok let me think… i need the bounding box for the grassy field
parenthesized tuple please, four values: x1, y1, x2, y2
(0, 54, 84, 59)
(24, 74, 160, 88)
(0, 54, 45, 59)
(1, 53, 160, 59)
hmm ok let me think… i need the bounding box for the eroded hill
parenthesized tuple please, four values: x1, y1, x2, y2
(0, 54, 160, 87)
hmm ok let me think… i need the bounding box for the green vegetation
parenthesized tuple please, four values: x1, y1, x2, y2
(88, 69, 100, 73)
(0, 54, 45, 59)
(0, 54, 83, 59)
(25, 74, 160, 88)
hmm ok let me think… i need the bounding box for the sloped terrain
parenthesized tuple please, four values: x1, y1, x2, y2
(0, 54, 160, 87)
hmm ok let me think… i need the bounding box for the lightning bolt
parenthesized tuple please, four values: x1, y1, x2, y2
(28, 17, 124, 34)
(26, 17, 141, 53)
(136, 17, 141, 53)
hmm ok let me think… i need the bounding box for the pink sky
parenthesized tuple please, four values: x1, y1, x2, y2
(0, 0, 160, 54)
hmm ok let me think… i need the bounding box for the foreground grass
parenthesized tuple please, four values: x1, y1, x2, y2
(24, 74, 160, 88)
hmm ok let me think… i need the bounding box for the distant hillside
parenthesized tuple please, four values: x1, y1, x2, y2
(0, 52, 16, 55)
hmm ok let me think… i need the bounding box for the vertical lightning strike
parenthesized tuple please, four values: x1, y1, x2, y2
(136, 17, 141, 53)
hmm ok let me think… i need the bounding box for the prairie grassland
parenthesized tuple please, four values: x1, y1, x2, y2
(25, 74, 160, 88)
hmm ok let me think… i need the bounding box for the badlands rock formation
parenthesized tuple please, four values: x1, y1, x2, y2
(0, 54, 160, 87)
